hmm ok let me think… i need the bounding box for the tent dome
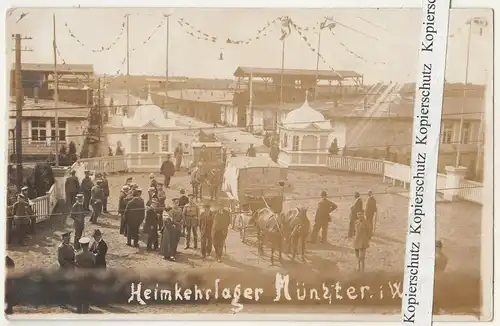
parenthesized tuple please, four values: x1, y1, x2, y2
(122, 89, 177, 128)
(282, 95, 331, 130)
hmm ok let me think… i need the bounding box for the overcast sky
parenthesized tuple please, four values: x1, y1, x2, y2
(6, 7, 493, 84)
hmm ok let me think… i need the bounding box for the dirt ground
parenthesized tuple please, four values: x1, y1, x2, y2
(6, 167, 483, 315)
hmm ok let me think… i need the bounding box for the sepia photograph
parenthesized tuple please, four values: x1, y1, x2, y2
(3, 5, 494, 321)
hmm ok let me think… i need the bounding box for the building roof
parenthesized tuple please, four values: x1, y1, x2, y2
(164, 89, 233, 105)
(281, 95, 332, 130)
(8, 98, 91, 119)
(12, 63, 94, 74)
(122, 89, 178, 128)
(234, 66, 362, 80)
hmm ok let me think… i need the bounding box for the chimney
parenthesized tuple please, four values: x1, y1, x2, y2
(34, 86, 39, 103)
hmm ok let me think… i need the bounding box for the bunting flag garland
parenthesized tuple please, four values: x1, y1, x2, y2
(64, 15, 127, 53)
(177, 18, 218, 43)
(320, 16, 336, 30)
(327, 28, 386, 65)
(225, 18, 281, 45)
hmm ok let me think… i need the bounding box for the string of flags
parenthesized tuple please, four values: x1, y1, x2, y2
(177, 18, 218, 43)
(326, 28, 387, 65)
(225, 17, 281, 44)
(64, 15, 127, 53)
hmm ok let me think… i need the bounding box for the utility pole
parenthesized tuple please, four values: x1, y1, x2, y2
(13, 34, 32, 192)
(314, 30, 322, 102)
(278, 39, 285, 132)
(126, 14, 130, 110)
(165, 14, 170, 107)
(53, 13, 60, 167)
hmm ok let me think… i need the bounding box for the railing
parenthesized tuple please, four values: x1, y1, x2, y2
(458, 179, 483, 204)
(327, 155, 383, 175)
(30, 183, 58, 224)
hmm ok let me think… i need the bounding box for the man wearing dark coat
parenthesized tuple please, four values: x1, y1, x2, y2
(12, 188, 34, 246)
(124, 188, 145, 248)
(90, 229, 108, 269)
(183, 195, 200, 249)
(149, 173, 158, 191)
(75, 237, 95, 314)
(90, 180, 105, 224)
(269, 143, 280, 163)
(364, 190, 377, 238)
(144, 199, 160, 251)
(118, 185, 130, 235)
(310, 191, 338, 244)
(65, 170, 80, 206)
(57, 231, 76, 269)
(170, 199, 184, 255)
(212, 202, 231, 263)
(70, 194, 86, 249)
(160, 207, 176, 261)
(101, 173, 110, 213)
(160, 155, 176, 188)
(174, 143, 184, 171)
(199, 201, 214, 258)
(81, 170, 94, 212)
(348, 192, 364, 238)
(157, 183, 166, 212)
(246, 144, 257, 157)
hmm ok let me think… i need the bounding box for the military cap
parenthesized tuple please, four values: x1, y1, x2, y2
(126, 177, 133, 182)
(180, 189, 186, 194)
(149, 173, 155, 179)
(57, 230, 72, 238)
(21, 186, 28, 191)
(79, 237, 91, 245)
(134, 188, 143, 194)
(122, 185, 130, 191)
(96, 179, 103, 184)
(92, 229, 102, 237)
(76, 194, 84, 199)
(148, 187, 156, 192)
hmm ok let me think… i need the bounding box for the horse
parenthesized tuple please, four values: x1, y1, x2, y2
(249, 207, 285, 265)
(281, 207, 310, 262)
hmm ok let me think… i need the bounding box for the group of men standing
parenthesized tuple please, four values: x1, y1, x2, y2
(117, 175, 231, 263)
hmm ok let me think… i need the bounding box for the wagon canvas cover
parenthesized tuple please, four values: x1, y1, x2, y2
(223, 156, 287, 206)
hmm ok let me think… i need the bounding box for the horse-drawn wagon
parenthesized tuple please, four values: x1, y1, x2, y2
(222, 156, 288, 244)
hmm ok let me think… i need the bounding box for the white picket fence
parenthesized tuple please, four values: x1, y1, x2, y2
(30, 183, 58, 223)
(326, 155, 483, 205)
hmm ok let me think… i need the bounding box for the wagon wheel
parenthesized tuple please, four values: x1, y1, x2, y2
(239, 215, 246, 243)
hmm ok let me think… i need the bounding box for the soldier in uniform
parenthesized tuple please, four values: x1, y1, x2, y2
(212, 202, 231, 263)
(81, 170, 94, 212)
(149, 173, 158, 190)
(57, 231, 76, 269)
(90, 179, 105, 224)
(69, 194, 86, 249)
(74, 237, 95, 314)
(147, 187, 157, 207)
(65, 170, 80, 206)
(125, 188, 145, 248)
(156, 183, 167, 213)
(144, 199, 160, 251)
(183, 194, 200, 249)
(118, 185, 130, 235)
(101, 172, 110, 214)
(170, 198, 184, 255)
(199, 201, 214, 259)
(12, 187, 34, 246)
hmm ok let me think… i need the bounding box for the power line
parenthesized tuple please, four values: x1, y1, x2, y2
(7, 185, 483, 219)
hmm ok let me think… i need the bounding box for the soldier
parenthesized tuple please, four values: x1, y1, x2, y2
(144, 199, 160, 251)
(65, 170, 80, 206)
(348, 192, 363, 238)
(90, 179, 105, 224)
(147, 187, 157, 206)
(74, 237, 95, 314)
(199, 201, 214, 259)
(125, 188, 145, 248)
(364, 190, 378, 237)
(157, 183, 167, 212)
(212, 202, 231, 263)
(118, 185, 130, 236)
(81, 170, 94, 212)
(183, 194, 200, 250)
(149, 173, 158, 190)
(174, 143, 184, 171)
(125, 177, 133, 186)
(57, 231, 76, 269)
(90, 229, 108, 269)
(70, 194, 86, 249)
(101, 172, 110, 214)
(170, 198, 184, 254)
(12, 187, 34, 246)
(178, 189, 189, 209)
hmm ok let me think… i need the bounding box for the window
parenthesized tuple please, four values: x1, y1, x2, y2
(30, 120, 47, 142)
(292, 135, 300, 151)
(282, 133, 288, 148)
(50, 120, 66, 142)
(161, 134, 170, 152)
(294, 80, 302, 89)
(140, 134, 149, 152)
(462, 122, 470, 144)
(441, 123, 453, 144)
